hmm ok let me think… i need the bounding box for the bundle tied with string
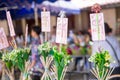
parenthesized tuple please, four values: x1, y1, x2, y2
(40, 56, 53, 80)
(88, 50, 115, 80)
(50, 46, 71, 80)
(20, 61, 32, 80)
(38, 42, 53, 80)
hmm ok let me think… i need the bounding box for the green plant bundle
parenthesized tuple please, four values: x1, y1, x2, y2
(38, 42, 71, 80)
(88, 50, 115, 80)
(2, 48, 30, 72)
(38, 42, 53, 62)
(52, 46, 71, 80)
(38, 42, 54, 80)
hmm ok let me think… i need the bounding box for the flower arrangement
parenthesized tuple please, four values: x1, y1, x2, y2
(88, 50, 115, 80)
(38, 42, 71, 80)
(38, 42, 52, 62)
(38, 42, 53, 80)
(51, 46, 71, 80)
(2, 48, 30, 80)
(2, 48, 30, 71)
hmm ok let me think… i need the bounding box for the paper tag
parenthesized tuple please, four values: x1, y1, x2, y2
(41, 11, 51, 32)
(90, 13, 105, 41)
(6, 11, 15, 36)
(0, 28, 9, 50)
(56, 17, 68, 44)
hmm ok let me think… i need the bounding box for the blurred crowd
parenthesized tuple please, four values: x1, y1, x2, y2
(12, 26, 92, 56)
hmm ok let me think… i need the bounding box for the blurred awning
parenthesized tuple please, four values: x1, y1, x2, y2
(40, 0, 80, 14)
(0, 0, 79, 20)
(0, 0, 120, 20)
(71, 0, 120, 9)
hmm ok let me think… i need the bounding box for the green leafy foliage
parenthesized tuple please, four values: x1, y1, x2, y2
(38, 43, 71, 80)
(38, 42, 52, 62)
(80, 46, 87, 55)
(52, 46, 71, 80)
(88, 50, 115, 79)
(2, 48, 30, 72)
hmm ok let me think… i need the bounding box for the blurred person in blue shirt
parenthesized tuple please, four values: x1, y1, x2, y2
(29, 26, 43, 80)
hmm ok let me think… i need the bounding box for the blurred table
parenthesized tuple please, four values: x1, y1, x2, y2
(66, 55, 91, 80)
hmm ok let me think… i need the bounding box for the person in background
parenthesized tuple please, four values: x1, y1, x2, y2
(68, 30, 79, 48)
(77, 30, 85, 46)
(16, 33, 24, 48)
(92, 23, 120, 80)
(29, 26, 43, 80)
(27, 33, 31, 45)
(49, 26, 56, 45)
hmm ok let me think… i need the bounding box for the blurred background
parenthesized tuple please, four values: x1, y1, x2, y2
(0, 0, 120, 80)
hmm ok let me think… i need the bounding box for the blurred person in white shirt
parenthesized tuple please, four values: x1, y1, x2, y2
(16, 33, 24, 47)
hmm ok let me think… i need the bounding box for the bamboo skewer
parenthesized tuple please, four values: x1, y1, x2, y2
(9, 41, 14, 48)
(103, 69, 109, 80)
(40, 56, 53, 80)
(25, 24, 28, 48)
(108, 74, 120, 80)
(12, 37, 17, 49)
(90, 67, 115, 80)
(101, 68, 105, 79)
(61, 66, 68, 80)
(106, 67, 115, 80)
(90, 69, 98, 79)
(50, 66, 57, 79)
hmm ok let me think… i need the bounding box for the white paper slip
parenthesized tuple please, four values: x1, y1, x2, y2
(90, 13, 105, 41)
(56, 17, 68, 44)
(41, 11, 51, 32)
(0, 28, 9, 50)
(6, 11, 15, 37)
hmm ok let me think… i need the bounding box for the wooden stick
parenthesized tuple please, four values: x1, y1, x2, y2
(12, 37, 17, 49)
(61, 66, 68, 80)
(107, 67, 114, 79)
(103, 69, 108, 80)
(51, 65, 58, 79)
(108, 74, 120, 80)
(40, 56, 53, 80)
(96, 67, 101, 80)
(101, 68, 105, 80)
(93, 68, 100, 79)
(93, 68, 98, 78)
(50, 68, 57, 79)
(59, 44, 62, 53)
(90, 69, 98, 79)
(9, 41, 14, 48)
(25, 24, 28, 47)
(60, 67, 66, 80)
(34, 6, 38, 25)
(45, 32, 48, 42)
